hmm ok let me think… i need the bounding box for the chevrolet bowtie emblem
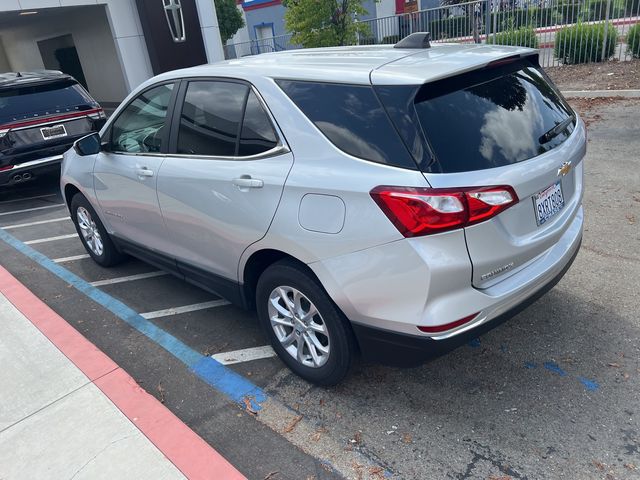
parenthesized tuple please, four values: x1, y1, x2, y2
(557, 161, 572, 177)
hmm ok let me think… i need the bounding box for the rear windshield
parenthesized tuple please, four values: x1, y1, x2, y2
(0, 80, 94, 125)
(411, 60, 575, 173)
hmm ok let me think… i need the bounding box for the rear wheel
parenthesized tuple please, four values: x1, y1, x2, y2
(256, 260, 355, 386)
(70, 193, 125, 267)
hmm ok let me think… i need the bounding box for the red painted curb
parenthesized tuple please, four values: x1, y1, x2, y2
(0, 266, 246, 480)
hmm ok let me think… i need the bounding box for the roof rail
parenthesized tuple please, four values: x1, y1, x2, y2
(394, 32, 431, 49)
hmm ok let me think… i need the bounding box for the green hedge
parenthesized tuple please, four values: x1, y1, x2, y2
(628, 24, 640, 57)
(487, 26, 539, 48)
(581, 0, 625, 21)
(490, 7, 557, 32)
(555, 22, 618, 63)
(626, 0, 640, 15)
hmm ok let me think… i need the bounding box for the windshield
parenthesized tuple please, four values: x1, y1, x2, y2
(0, 80, 94, 125)
(412, 61, 575, 173)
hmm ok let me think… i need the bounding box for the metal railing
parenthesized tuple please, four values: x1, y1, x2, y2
(225, 0, 640, 66)
(224, 33, 299, 59)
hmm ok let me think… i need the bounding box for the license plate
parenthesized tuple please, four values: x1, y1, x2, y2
(533, 181, 565, 226)
(40, 124, 67, 140)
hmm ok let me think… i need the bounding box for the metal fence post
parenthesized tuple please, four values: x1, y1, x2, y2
(484, 0, 491, 43)
(601, 0, 612, 60)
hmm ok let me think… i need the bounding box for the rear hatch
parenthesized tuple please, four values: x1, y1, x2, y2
(0, 79, 103, 167)
(375, 53, 585, 288)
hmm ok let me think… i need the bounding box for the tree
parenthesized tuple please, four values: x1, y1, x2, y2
(216, 0, 245, 44)
(282, 0, 370, 48)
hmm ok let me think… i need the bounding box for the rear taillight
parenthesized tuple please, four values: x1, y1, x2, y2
(87, 108, 106, 121)
(370, 185, 518, 237)
(0, 108, 104, 132)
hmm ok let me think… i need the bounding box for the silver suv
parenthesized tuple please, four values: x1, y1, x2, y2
(62, 36, 585, 385)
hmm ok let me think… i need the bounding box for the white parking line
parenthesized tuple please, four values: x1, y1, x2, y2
(0, 193, 58, 205)
(24, 233, 78, 245)
(52, 254, 90, 263)
(90, 271, 168, 287)
(0, 204, 65, 217)
(140, 300, 230, 319)
(2, 217, 70, 230)
(211, 345, 276, 365)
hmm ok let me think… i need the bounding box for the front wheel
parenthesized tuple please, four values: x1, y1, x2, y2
(70, 193, 125, 267)
(256, 260, 356, 386)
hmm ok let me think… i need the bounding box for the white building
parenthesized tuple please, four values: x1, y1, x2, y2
(0, 0, 225, 107)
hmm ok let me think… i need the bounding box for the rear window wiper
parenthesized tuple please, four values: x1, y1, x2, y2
(539, 116, 574, 145)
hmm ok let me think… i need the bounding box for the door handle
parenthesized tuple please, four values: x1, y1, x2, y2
(232, 176, 263, 189)
(136, 167, 154, 178)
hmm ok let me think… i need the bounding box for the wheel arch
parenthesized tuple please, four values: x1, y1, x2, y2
(63, 183, 81, 212)
(241, 249, 338, 314)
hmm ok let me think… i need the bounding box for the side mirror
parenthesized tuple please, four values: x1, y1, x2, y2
(74, 132, 101, 156)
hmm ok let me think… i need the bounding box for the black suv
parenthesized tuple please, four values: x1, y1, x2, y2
(0, 71, 105, 187)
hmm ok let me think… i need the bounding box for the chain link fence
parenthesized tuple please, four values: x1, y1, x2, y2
(225, 0, 640, 66)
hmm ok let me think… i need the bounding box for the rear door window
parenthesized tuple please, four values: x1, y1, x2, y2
(177, 81, 247, 157)
(412, 61, 575, 173)
(277, 80, 416, 170)
(0, 80, 94, 125)
(238, 91, 278, 156)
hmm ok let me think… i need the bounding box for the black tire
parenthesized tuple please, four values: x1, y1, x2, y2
(256, 260, 356, 386)
(70, 193, 125, 267)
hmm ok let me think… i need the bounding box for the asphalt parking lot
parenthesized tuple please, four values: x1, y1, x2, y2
(1, 98, 639, 480)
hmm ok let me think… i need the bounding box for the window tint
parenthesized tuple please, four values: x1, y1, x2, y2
(412, 63, 575, 173)
(277, 80, 416, 169)
(177, 81, 247, 156)
(0, 80, 95, 125)
(111, 83, 174, 153)
(238, 91, 278, 156)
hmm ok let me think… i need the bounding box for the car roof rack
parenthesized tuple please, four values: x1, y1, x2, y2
(394, 32, 431, 49)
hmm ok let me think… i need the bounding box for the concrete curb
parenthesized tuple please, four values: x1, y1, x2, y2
(561, 89, 640, 98)
(0, 266, 247, 480)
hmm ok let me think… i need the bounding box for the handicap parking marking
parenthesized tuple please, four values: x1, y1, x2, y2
(0, 203, 66, 217)
(140, 300, 231, 319)
(0, 227, 266, 410)
(24, 233, 78, 245)
(2, 217, 71, 230)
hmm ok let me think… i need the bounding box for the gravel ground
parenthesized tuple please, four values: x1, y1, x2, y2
(546, 59, 640, 91)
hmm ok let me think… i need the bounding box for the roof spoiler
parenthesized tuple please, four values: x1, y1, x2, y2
(394, 32, 431, 49)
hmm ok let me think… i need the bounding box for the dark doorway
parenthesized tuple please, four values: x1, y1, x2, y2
(37, 34, 88, 89)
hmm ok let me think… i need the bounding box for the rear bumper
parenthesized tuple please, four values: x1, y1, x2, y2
(351, 237, 581, 366)
(0, 154, 63, 186)
(310, 203, 583, 366)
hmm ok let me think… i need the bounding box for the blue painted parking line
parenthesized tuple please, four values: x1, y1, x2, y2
(0, 227, 266, 410)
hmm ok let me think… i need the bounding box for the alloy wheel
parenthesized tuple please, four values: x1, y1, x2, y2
(268, 286, 330, 368)
(76, 206, 104, 256)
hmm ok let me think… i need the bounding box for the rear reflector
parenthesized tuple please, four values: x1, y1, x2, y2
(0, 165, 14, 172)
(418, 312, 480, 333)
(370, 185, 518, 237)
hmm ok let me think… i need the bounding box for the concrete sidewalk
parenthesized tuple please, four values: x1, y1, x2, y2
(0, 268, 245, 480)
